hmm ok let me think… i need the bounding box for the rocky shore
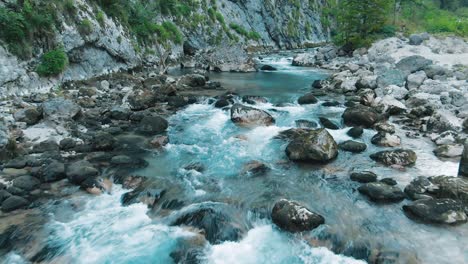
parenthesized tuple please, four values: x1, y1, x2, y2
(0, 33, 467, 263)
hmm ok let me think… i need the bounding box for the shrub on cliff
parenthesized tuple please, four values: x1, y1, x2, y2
(36, 49, 68, 77)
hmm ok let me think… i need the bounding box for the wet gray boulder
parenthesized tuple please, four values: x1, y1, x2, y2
(403, 199, 467, 225)
(358, 182, 405, 203)
(339, 140, 367, 153)
(405, 175, 468, 204)
(460, 143, 468, 177)
(32, 140, 60, 153)
(298, 93, 318, 105)
(121, 187, 165, 207)
(319, 117, 339, 130)
(42, 98, 81, 122)
(171, 206, 242, 244)
(230, 104, 275, 127)
(137, 115, 169, 135)
(0, 190, 11, 204)
(260, 65, 277, 71)
(59, 138, 76, 150)
(424, 65, 449, 79)
(342, 105, 381, 128)
(271, 199, 325, 233)
(1, 196, 29, 212)
(347, 127, 363, 138)
(66, 160, 99, 185)
(286, 128, 338, 163)
(370, 149, 417, 166)
(396, 55, 433, 76)
(371, 132, 401, 147)
(12, 176, 40, 191)
(13, 107, 42, 125)
(350, 171, 377, 183)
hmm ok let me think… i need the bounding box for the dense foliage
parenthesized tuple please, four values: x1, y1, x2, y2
(36, 49, 68, 76)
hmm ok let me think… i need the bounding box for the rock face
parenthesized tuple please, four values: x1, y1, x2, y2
(230, 104, 275, 127)
(460, 143, 468, 177)
(370, 149, 417, 167)
(271, 199, 324, 233)
(285, 129, 338, 163)
(358, 182, 406, 203)
(342, 105, 381, 128)
(403, 199, 467, 225)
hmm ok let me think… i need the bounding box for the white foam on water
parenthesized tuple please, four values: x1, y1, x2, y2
(204, 225, 365, 264)
(46, 186, 196, 264)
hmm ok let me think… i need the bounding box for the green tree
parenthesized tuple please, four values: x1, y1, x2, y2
(335, 0, 392, 48)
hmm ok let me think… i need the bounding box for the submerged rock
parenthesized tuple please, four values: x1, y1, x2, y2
(230, 104, 275, 127)
(271, 199, 324, 233)
(295, 120, 319, 129)
(171, 206, 242, 244)
(370, 149, 417, 166)
(342, 105, 381, 128)
(260, 65, 277, 71)
(358, 182, 405, 203)
(403, 199, 467, 225)
(241, 160, 270, 177)
(285, 128, 338, 163)
(339, 140, 367, 153)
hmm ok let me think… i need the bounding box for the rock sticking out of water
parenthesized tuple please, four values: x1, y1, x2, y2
(271, 199, 324, 233)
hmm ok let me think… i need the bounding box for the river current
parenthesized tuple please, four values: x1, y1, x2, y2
(3, 56, 466, 264)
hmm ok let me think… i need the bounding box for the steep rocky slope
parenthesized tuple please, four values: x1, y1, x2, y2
(0, 0, 327, 98)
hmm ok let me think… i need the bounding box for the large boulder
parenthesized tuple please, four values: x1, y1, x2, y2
(1, 196, 29, 212)
(178, 74, 206, 87)
(66, 160, 99, 185)
(459, 143, 468, 177)
(128, 89, 156, 111)
(350, 171, 377, 183)
(271, 199, 324, 233)
(405, 175, 468, 203)
(409, 34, 424, 45)
(298, 93, 318, 105)
(406, 71, 427, 89)
(230, 104, 275, 127)
(42, 98, 81, 122)
(13, 107, 42, 125)
(342, 105, 381, 128)
(403, 199, 467, 225)
(370, 149, 417, 166)
(137, 115, 169, 135)
(285, 128, 338, 163)
(358, 182, 405, 203)
(40, 160, 66, 183)
(433, 144, 463, 158)
(396, 55, 432, 76)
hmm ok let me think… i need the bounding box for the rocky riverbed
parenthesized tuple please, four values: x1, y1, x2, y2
(0, 34, 467, 263)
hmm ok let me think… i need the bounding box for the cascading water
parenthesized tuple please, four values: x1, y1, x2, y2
(8, 55, 466, 264)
